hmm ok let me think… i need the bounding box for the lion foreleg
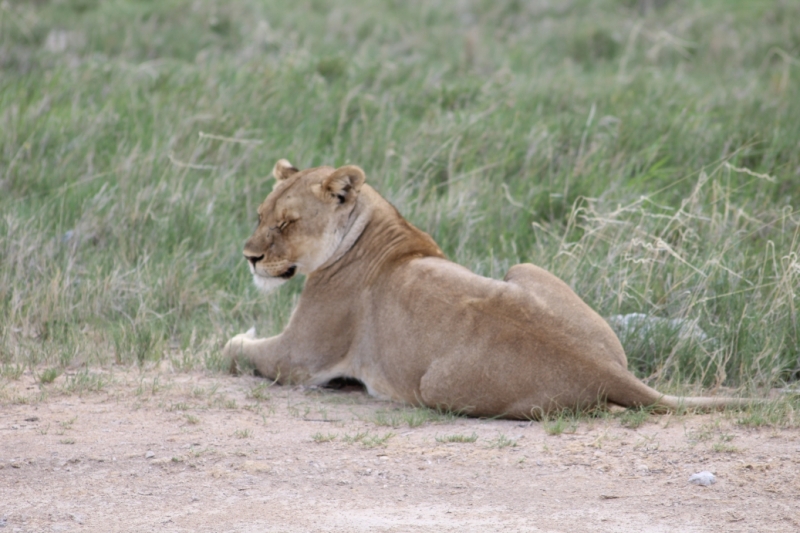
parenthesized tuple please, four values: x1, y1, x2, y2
(223, 329, 293, 381)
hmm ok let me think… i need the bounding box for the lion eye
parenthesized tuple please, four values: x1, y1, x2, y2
(278, 219, 295, 231)
(270, 218, 296, 233)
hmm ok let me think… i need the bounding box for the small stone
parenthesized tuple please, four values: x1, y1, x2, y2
(689, 471, 716, 486)
(145, 450, 155, 459)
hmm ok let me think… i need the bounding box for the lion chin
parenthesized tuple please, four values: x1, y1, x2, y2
(223, 158, 757, 419)
(251, 274, 288, 294)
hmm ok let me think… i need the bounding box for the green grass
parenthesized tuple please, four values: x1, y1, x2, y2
(1, 0, 799, 400)
(542, 413, 580, 436)
(342, 431, 370, 444)
(362, 432, 395, 448)
(59, 416, 77, 430)
(311, 431, 338, 443)
(436, 432, 479, 444)
(233, 428, 253, 439)
(246, 382, 272, 402)
(38, 367, 61, 384)
(488, 434, 518, 448)
(166, 401, 190, 412)
(369, 406, 460, 428)
(340, 429, 394, 447)
(61, 370, 107, 394)
(616, 406, 656, 429)
(734, 395, 800, 427)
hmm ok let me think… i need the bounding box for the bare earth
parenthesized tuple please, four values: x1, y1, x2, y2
(2, 368, 799, 533)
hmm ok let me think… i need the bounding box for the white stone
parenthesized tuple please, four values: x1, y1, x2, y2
(689, 471, 716, 486)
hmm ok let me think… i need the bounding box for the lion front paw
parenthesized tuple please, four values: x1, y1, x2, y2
(223, 327, 257, 375)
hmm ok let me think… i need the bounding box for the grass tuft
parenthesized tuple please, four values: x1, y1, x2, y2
(1, 364, 25, 381)
(233, 428, 253, 439)
(340, 430, 394, 447)
(735, 396, 799, 428)
(61, 371, 107, 394)
(488, 434, 517, 448)
(311, 432, 338, 443)
(247, 383, 272, 402)
(38, 367, 61, 385)
(616, 406, 655, 429)
(542, 413, 580, 436)
(436, 432, 479, 444)
(369, 406, 461, 428)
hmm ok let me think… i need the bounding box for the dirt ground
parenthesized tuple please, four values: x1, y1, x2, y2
(2, 368, 799, 533)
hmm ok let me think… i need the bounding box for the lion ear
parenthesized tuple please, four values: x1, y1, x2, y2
(320, 165, 366, 205)
(272, 159, 299, 181)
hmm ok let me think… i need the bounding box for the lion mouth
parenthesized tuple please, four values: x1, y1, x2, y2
(252, 259, 297, 279)
(279, 265, 297, 279)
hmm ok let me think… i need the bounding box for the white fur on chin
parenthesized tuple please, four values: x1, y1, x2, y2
(253, 274, 288, 294)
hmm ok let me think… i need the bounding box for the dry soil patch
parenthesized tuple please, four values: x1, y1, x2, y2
(2, 369, 799, 532)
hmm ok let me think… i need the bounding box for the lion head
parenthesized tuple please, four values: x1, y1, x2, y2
(243, 159, 366, 293)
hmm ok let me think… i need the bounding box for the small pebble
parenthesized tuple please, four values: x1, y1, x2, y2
(145, 450, 155, 459)
(689, 471, 716, 486)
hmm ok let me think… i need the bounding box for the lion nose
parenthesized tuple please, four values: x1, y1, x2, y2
(244, 252, 264, 267)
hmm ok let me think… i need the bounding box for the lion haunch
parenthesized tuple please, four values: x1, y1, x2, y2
(223, 160, 752, 419)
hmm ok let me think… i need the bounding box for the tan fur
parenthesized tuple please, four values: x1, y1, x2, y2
(224, 161, 753, 419)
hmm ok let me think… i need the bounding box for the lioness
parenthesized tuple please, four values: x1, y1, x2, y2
(224, 159, 749, 418)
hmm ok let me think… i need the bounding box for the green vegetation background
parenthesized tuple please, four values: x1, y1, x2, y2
(1, 0, 798, 392)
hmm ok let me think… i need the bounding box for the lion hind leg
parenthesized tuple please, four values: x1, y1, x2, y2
(418, 357, 513, 418)
(418, 355, 573, 419)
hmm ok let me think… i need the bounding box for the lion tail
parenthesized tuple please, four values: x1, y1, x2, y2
(605, 369, 758, 412)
